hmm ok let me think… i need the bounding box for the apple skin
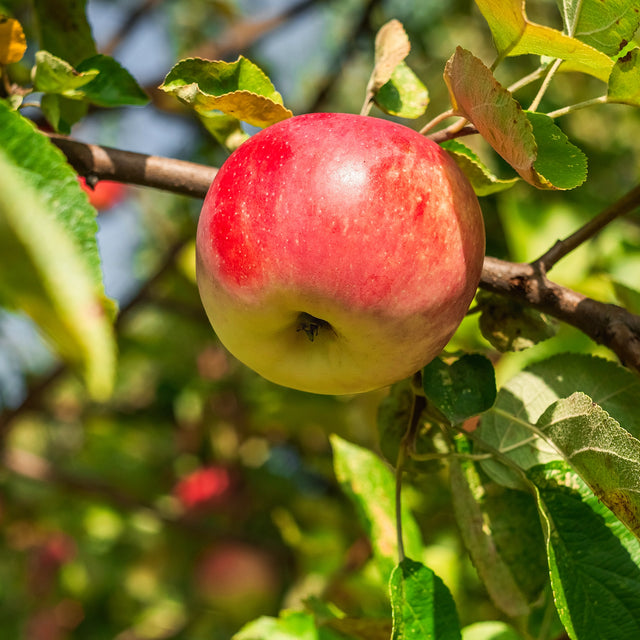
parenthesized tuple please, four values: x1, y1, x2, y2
(196, 113, 485, 395)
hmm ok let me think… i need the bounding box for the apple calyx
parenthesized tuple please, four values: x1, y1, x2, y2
(297, 312, 333, 342)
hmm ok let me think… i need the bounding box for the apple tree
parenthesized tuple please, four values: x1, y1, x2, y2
(1, 1, 640, 639)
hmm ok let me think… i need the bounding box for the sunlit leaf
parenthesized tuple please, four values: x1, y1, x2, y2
(160, 56, 292, 128)
(0, 101, 107, 287)
(0, 149, 115, 400)
(564, 0, 640, 57)
(444, 47, 587, 190)
(390, 558, 461, 640)
(32, 0, 96, 66)
(233, 611, 317, 640)
(330, 435, 423, 583)
(77, 54, 148, 106)
(441, 140, 519, 196)
(33, 50, 100, 96)
(479, 353, 640, 489)
(374, 61, 429, 119)
(369, 19, 411, 94)
(473, 0, 613, 81)
(530, 462, 640, 640)
(608, 47, 640, 106)
(537, 392, 640, 540)
(462, 621, 524, 640)
(0, 15, 26, 64)
(422, 354, 497, 425)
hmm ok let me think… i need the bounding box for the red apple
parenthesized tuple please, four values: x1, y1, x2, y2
(196, 113, 485, 394)
(173, 465, 231, 511)
(78, 176, 126, 210)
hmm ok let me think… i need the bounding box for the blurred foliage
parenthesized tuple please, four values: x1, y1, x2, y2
(1, 0, 639, 638)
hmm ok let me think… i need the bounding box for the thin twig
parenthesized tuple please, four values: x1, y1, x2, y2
(533, 184, 640, 272)
(394, 385, 427, 563)
(102, 0, 164, 56)
(545, 96, 608, 119)
(427, 123, 478, 144)
(418, 108, 456, 135)
(529, 58, 563, 112)
(507, 65, 546, 94)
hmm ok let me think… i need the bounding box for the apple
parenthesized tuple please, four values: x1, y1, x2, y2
(196, 112, 485, 395)
(173, 465, 231, 511)
(78, 176, 126, 211)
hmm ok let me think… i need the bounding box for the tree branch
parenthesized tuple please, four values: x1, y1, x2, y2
(48, 133, 217, 199)
(47, 134, 640, 375)
(480, 256, 640, 374)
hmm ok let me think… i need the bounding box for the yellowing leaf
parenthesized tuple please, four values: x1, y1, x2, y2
(474, 0, 613, 81)
(444, 48, 587, 190)
(370, 19, 411, 93)
(160, 56, 292, 129)
(0, 16, 26, 64)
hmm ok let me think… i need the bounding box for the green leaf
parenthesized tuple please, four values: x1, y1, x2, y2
(537, 392, 640, 540)
(529, 462, 640, 640)
(566, 0, 640, 57)
(476, 290, 557, 351)
(40, 92, 88, 134)
(390, 558, 461, 640)
(613, 280, 640, 314)
(32, 0, 96, 66)
(76, 54, 148, 107)
(608, 47, 640, 106)
(450, 443, 547, 617)
(478, 353, 640, 489)
(33, 50, 99, 96)
(473, 0, 613, 80)
(443, 47, 586, 190)
(461, 621, 523, 640)
(327, 618, 392, 640)
(0, 149, 115, 400)
(0, 102, 108, 287)
(527, 112, 587, 190)
(330, 435, 423, 583)
(233, 609, 350, 640)
(422, 354, 497, 425)
(374, 61, 429, 119)
(440, 140, 519, 196)
(160, 56, 293, 128)
(233, 611, 318, 640)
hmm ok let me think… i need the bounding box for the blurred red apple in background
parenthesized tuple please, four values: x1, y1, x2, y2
(173, 465, 232, 511)
(78, 176, 126, 211)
